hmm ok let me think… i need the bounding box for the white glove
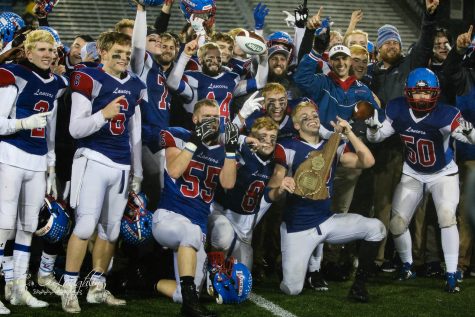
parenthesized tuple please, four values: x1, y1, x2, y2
(15, 111, 51, 131)
(239, 91, 264, 119)
(46, 166, 58, 199)
(460, 119, 474, 135)
(282, 10, 296, 27)
(131, 175, 142, 193)
(190, 14, 206, 35)
(365, 109, 382, 130)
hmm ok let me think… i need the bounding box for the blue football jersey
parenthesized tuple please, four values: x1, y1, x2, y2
(216, 142, 275, 215)
(276, 137, 347, 233)
(228, 57, 252, 79)
(139, 52, 172, 153)
(70, 68, 146, 165)
(158, 127, 226, 234)
(0, 64, 68, 156)
(245, 111, 296, 140)
(386, 97, 461, 174)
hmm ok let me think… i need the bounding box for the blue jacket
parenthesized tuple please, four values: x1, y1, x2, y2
(455, 84, 475, 162)
(294, 50, 384, 130)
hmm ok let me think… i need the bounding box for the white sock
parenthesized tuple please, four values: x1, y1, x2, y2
(90, 271, 106, 284)
(441, 226, 459, 273)
(13, 244, 31, 280)
(2, 256, 13, 283)
(394, 230, 413, 264)
(63, 272, 79, 286)
(38, 252, 57, 277)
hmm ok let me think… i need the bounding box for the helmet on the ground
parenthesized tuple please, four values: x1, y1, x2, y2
(120, 192, 153, 246)
(207, 252, 252, 304)
(35, 196, 71, 244)
(404, 67, 440, 112)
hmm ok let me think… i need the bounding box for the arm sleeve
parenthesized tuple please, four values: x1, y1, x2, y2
(154, 10, 171, 33)
(69, 92, 107, 139)
(366, 118, 395, 143)
(254, 53, 268, 89)
(166, 52, 193, 101)
(298, 28, 315, 62)
(46, 100, 58, 167)
(408, 11, 437, 69)
(131, 10, 147, 76)
(0, 85, 20, 135)
(129, 105, 143, 178)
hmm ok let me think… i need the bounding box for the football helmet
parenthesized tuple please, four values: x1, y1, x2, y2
(404, 67, 440, 113)
(34, 0, 60, 18)
(120, 192, 153, 246)
(35, 195, 71, 244)
(39, 26, 62, 46)
(266, 31, 294, 61)
(180, 0, 216, 28)
(136, 0, 165, 5)
(0, 12, 25, 46)
(207, 252, 252, 304)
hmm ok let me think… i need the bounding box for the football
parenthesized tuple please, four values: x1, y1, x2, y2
(235, 30, 267, 55)
(353, 100, 375, 121)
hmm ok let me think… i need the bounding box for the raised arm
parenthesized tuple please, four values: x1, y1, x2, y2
(131, 3, 147, 75)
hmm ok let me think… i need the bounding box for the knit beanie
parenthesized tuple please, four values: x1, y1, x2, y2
(377, 24, 402, 49)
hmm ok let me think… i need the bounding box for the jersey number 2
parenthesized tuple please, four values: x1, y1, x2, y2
(31, 100, 50, 138)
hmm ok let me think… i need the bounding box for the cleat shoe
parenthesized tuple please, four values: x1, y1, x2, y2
(307, 270, 329, 291)
(455, 269, 464, 283)
(4, 281, 13, 302)
(61, 283, 81, 313)
(425, 261, 443, 278)
(396, 262, 416, 281)
(10, 279, 49, 308)
(181, 283, 217, 317)
(445, 272, 461, 293)
(380, 260, 397, 273)
(86, 281, 126, 306)
(0, 300, 10, 315)
(37, 274, 63, 296)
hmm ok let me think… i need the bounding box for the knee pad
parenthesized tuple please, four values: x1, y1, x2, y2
(97, 221, 121, 243)
(280, 281, 302, 296)
(180, 224, 202, 250)
(210, 218, 234, 250)
(73, 214, 97, 240)
(437, 206, 457, 228)
(389, 213, 408, 236)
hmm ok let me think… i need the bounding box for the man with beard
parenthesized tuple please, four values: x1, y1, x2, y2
(369, 0, 439, 271)
(152, 99, 237, 317)
(167, 40, 268, 132)
(267, 45, 302, 101)
(131, 3, 178, 204)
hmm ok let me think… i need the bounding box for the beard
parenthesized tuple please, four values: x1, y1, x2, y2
(202, 63, 221, 77)
(380, 48, 402, 65)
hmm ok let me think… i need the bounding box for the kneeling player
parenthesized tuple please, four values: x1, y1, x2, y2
(209, 117, 278, 268)
(268, 101, 386, 302)
(152, 99, 238, 317)
(366, 68, 475, 293)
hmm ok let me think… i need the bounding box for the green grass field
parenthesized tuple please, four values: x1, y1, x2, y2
(7, 273, 475, 317)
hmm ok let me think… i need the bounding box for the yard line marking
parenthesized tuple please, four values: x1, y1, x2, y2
(249, 293, 298, 317)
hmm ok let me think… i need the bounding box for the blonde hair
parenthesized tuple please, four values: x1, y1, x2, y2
(114, 19, 134, 33)
(97, 31, 131, 52)
(227, 28, 246, 39)
(211, 32, 234, 46)
(24, 30, 55, 51)
(262, 83, 287, 99)
(197, 42, 221, 61)
(350, 44, 369, 57)
(344, 29, 369, 47)
(291, 101, 318, 123)
(193, 98, 219, 114)
(251, 117, 279, 136)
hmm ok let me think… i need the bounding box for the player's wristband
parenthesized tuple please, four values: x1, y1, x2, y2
(185, 142, 197, 153)
(225, 152, 236, 159)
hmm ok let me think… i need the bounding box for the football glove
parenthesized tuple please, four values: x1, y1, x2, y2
(46, 166, 58, 199)
(365, 109, 382, 130)
(294, 0, 309, 28)
(16, 111, 51, 131)
(224, 122, 239, 153)
(253, 2, 269, 30)
(239, 91, 264, 119)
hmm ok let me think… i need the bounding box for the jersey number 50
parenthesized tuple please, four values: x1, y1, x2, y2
(400, 134, 436, 167)
(180, 160, 221, 203)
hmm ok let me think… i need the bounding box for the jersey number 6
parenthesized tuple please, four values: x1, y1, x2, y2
(110, 98, 129, 135)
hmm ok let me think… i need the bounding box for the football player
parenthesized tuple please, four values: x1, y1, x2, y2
(268, 101, 386, 302)
(166, 39, 268, 132)
(152, 99, 237, 317)
(209, 117, 278, 268)
(60, 31, 146, 313)
(366, 68, 475, 293)
(0, 29, 68, 312)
